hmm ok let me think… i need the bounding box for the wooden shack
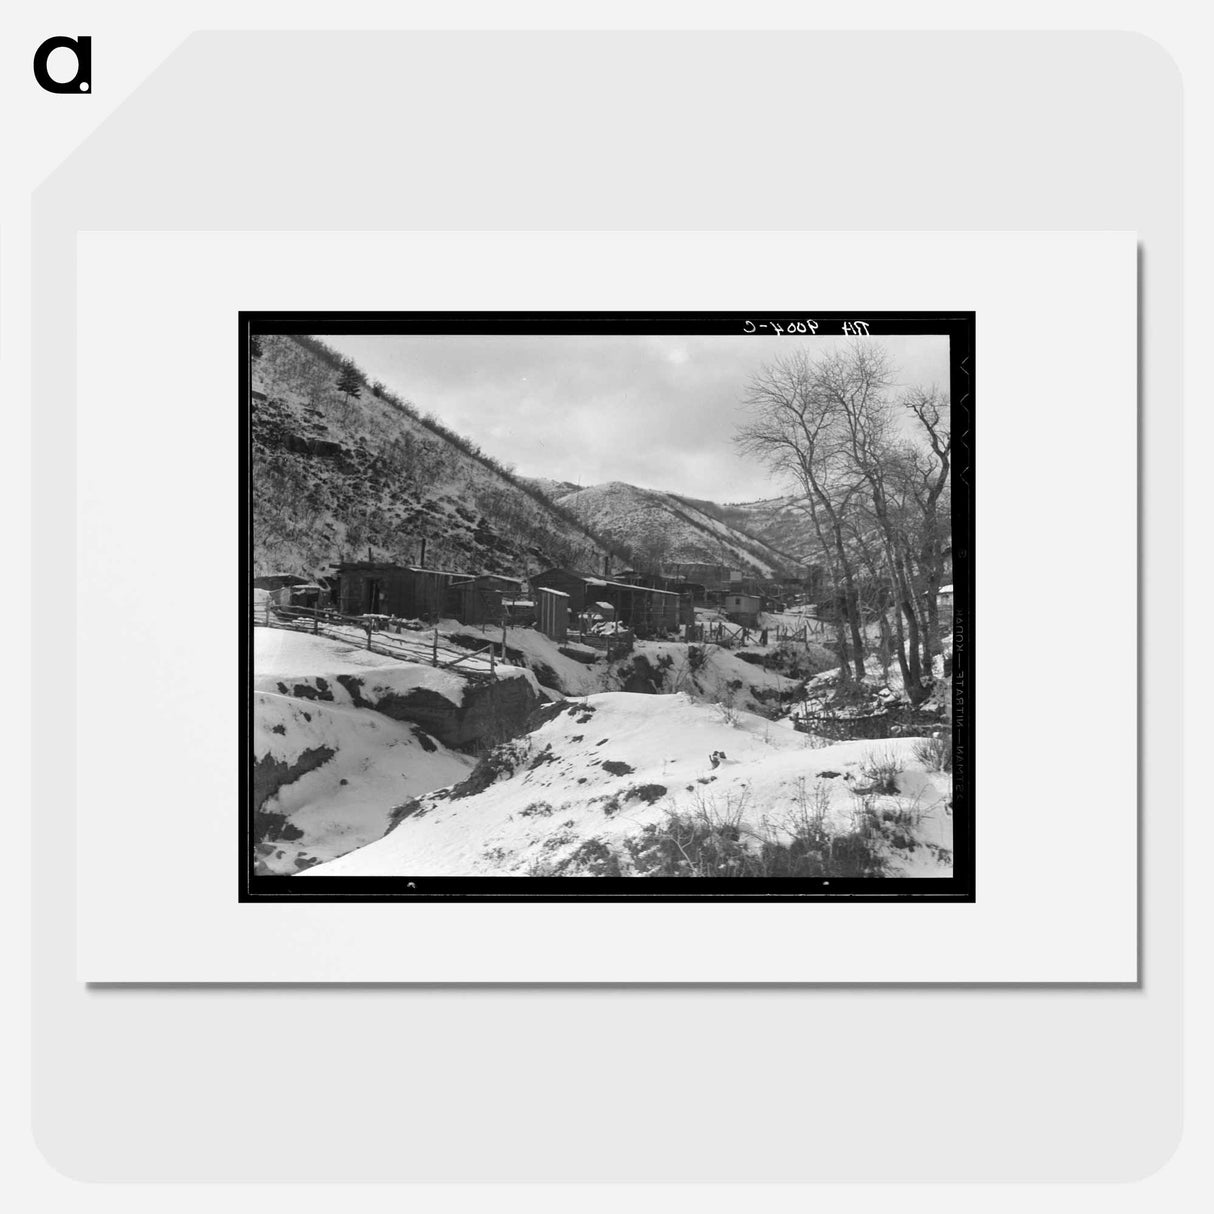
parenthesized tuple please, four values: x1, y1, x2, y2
(722, 591, 763, 628)
(445, 574, 524, 626)
(332, 562, 464, 620)
(531, 568, 681, 638)
(937, 584, 955, 627)
(283, 581, 329, 609)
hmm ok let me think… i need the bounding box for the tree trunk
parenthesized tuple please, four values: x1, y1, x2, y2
(832, 524, 866, 682)
(899, 598, 926, 704)
(890, 576, 912, 693)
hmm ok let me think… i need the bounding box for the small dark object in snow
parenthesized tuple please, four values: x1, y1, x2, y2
(339, 778, 348, 785)
(624, 783, 667, 805)
(818, 770, 842, 779)
(709, 750, 727, 769)
(271, 724, 286, 735)
(570, 735, 584, 743)
(601, 760, 635, 776)
(596, 738, 609, 746)
(577, 715, 594, 724)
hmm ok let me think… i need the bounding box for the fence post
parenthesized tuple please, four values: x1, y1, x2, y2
(490, 645, 496, 675)
(432, 627, 439, 666)
(313, 607, 319, 635)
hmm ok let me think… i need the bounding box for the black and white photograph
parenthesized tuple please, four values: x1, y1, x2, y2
(243, 312, 973, 900)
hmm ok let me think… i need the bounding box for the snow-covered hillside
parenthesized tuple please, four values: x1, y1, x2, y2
(713, 495, 825, 566)
(251, 335, 621, 578)
(549, 481, 801, 577)
(302, 693, 953, 879)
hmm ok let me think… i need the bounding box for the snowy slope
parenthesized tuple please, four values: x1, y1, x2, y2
(253, 690, 474, 874)
(714, 495, 825, 566)
(253, 629, 489, 873)
(302, 693, 953, 879)
(550, 481, 802, 577)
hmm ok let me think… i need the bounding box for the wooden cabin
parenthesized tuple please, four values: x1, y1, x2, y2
(531, 568, 681, 637)
(937, 584, 955, 627)
(332, 562, 465, 620)
(445, 574, 525, 626)
(722, 591, 763, 628)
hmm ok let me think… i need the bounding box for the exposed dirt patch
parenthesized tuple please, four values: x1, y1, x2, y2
(449, 741, 526, 800)
(528, 744, 558, 770)
(252, 810, 305, 845)
(286, 677, 333, 702)
(410, 725, 438, 752)
(252, 745, 336, 812)
(384, 798, 427, 834)
(335, 674, 369, 707)
(624, 783, 667, 805)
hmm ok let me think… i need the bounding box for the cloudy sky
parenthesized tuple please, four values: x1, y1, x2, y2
(322, 333, 950, 503)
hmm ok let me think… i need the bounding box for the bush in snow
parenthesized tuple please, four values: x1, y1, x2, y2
(622, 785, 892, 879)
(911, 733, 952, 772)
(859, 745, 905, 794)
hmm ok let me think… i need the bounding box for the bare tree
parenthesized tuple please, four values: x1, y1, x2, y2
(737, 348, 873, 681)
(737, 342, 951, 703)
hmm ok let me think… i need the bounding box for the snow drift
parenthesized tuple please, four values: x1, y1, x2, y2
(301, 692, 953, 879)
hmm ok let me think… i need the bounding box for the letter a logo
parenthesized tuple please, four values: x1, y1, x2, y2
(33, 36, 92, 93)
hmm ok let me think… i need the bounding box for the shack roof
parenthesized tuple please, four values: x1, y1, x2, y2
(448, 573, 525, 589)
(583, 576, 680, 598)
(331, 561, 466, 576)
(252, 573, 310, 587)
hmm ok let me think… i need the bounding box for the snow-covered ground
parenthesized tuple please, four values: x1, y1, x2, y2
(445, 620, 814, 715)
(302, 692, 953, 879)
(256, 626, 424, 677)
(253, 626, 950, 880)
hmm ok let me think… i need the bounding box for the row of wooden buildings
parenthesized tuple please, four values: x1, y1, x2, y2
(257, 560, 699, 640)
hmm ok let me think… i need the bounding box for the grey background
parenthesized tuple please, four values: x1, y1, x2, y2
(32, 32, 1180, 1181)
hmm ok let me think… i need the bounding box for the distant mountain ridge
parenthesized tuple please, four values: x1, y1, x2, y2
(538, 480, 811, 579)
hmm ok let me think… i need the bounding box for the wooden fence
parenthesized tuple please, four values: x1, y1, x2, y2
(256, 605, 511, 681)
